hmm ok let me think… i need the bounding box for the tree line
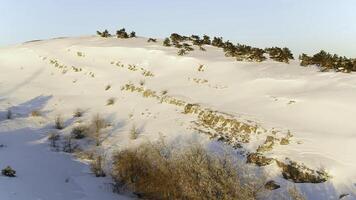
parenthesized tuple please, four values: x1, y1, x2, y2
(96, 29, 356, 73)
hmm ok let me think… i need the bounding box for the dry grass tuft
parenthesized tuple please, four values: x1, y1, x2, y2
(73, 109, 84, 117)
(54, 115, 64, 129)
(90, 155, 106, 177)
(106, 98, 116, 106)
(129, 124, 139, 140)
(30, 110, 41, 117)
(111, 141, 263, 200)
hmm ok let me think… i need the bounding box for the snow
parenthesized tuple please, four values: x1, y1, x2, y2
(0, 36, 355, 199)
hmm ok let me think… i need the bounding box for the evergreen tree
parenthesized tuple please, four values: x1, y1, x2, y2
(163, 38, 171, 47)
(202, 35, 211, 45)
(129, 31, 136, 38)
(116, 28, 129, 38)
(211, 37, 224, 48)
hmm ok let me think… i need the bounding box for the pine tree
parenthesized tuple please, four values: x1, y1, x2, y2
(163, 38, 171, 47)
(130, 31, 136, 38)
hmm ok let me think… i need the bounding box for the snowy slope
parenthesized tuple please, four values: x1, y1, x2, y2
(0, 36, 355, 199)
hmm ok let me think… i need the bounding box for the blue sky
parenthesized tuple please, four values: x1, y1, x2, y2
(1, 0, 356, 56)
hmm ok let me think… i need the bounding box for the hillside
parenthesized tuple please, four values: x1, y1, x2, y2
(0, 35, 355, 200)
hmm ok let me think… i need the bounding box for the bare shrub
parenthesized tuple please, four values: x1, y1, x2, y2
(89, 114, 108, 146)
(129, 124, 139, 140)
(111, 141, 261, 200)
(71, 125, 89, 139)
(48, 131, 60, 149)
(105, 85, 111, 91)
(106, 98, 115, 106)
(90, 155, 106, 177)
(73, 109, 84, 118)
(54, 115, 64, 129)
(30, 110, 41, 117)
(62, 135, 77, 153)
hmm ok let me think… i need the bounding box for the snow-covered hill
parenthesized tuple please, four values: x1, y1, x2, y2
(0, 36, 355, 199)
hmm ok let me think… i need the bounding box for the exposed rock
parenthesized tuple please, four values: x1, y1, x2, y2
(257, 135, 276, 152)
(264, 180, 280, 190)
(276, 160, 329, 183)
(246, 153, 274, 166)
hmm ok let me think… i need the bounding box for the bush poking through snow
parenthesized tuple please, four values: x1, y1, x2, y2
(48, 132, 60, 149)
(30, 110, 41, 117)
(106, 98, 115, 106)
(111, 141, 263, 199)
(71, 125, 89, 139)
(2, 166, 16, 177)
(73, 109, 84, 118)
(54, 115, 64, 129)
(105, 85, 111, 91)
(90, 155, 106, 177)
(90, 114, 108, 146)
(6, 109, 12, 119)
(62, 135, 77, 153)
(129, 125, 139, 140)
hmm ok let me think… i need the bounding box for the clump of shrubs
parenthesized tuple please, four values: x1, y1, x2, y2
(147, 38, 157, 43)
(299, 50, 356, 72)
(170, 33, 189, 45)
(265, 47, 294, 63)
(111, 140, 264, 199)
(223, 43, 267, 62)
(54, 115, 64, 130)
(71, 125, 89, 139)
(212, 37, 225, 48)
(202, 35, 211, 45)
(116, 28, 137, 39)
(96, 29, 111, 38)
(2, 166, 16, 177)
(116, 28, 129, 39)
(129, 31, 136, 38)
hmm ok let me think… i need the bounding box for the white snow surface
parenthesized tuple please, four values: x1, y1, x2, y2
(0, 36, 355, 199)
